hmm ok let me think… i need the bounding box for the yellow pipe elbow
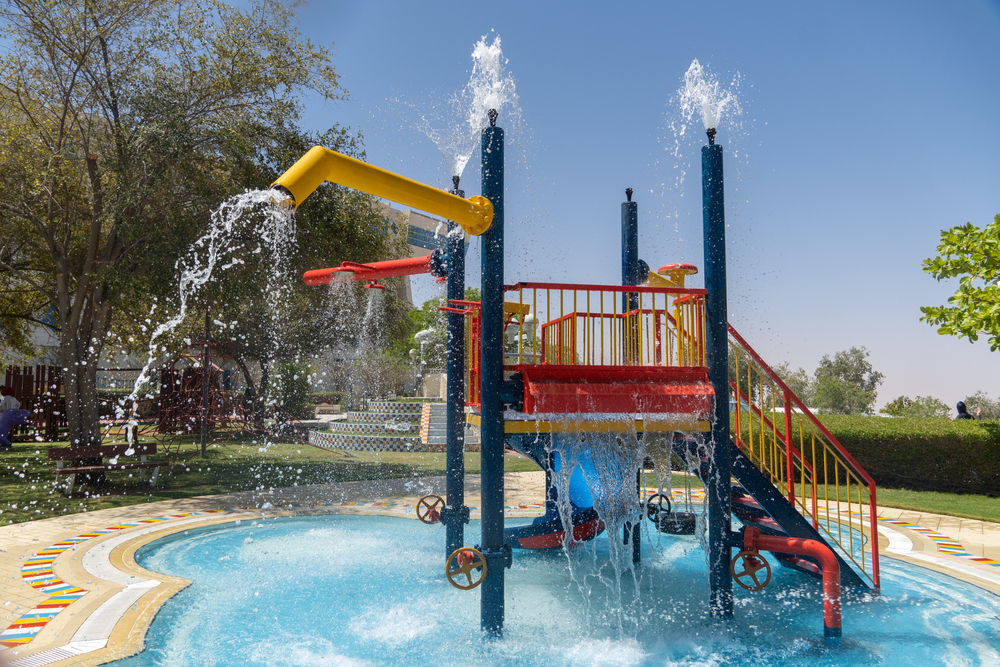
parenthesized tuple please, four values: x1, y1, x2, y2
(643, 270, 676, 288)
(272, 146, 493, 236)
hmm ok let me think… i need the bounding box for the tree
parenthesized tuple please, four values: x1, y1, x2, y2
(921, 215, 1000, 350)
(880, 395, 949, 419)
(772, 362, 814, 406)
(812, 346, 883, 415)
(0, 0, 341, 446)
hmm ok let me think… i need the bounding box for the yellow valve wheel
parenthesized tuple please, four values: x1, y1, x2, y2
(731, 550, 772, 591)
(445, 547, 488, 591)
(416, 494, 446, 525)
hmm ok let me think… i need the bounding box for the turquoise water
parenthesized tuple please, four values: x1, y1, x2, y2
(113, 514, 1000, 666)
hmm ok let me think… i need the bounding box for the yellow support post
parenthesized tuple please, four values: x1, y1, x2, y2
(273, 146, 493, 236)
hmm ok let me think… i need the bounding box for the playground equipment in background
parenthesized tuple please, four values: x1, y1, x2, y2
(279, 111, 877, 642)
(1, 365, 66, 442)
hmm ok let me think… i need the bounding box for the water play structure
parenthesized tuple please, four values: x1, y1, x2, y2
(272, 109, 880, 641)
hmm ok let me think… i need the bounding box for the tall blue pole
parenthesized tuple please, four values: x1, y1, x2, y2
(703, 132, 733, 618)
(442, 177, 470, 558)
(621, 188, 641, 564)
(621, 188, 639, 314)
(480, 110, 509, 635)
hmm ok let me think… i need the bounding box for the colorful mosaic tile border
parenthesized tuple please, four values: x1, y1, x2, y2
(877, 518, 1000, 567)
(309, 430, 423, 452)
(826, 508, 1000, 568)
(420, 403, 431, 445)
(366, 401, 426, 414)
(0, 510, 228, 649)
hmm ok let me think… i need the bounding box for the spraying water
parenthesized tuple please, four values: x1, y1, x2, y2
(415, 34, 520, 180)
(649, 59, 746, 267)
(678, 59, 739, 131)
(119, 189, 294, 443)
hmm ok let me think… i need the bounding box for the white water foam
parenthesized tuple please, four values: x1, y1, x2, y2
(413, 33, 520, 180)
(119, 189, 294, 440)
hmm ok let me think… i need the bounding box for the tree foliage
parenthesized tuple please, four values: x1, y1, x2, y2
(880, 395, 949, 419)
(812, 346, 883, 415)
(0, 0, 348, 445)
(921, 214, 1000, 350)
(771, 362, 814, 406)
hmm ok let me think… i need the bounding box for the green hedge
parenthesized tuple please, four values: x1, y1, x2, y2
(819, 415, 1000, 496)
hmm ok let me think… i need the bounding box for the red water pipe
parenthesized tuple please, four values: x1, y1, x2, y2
(303, 254, 437, 286)
(743, 526, 842, 639)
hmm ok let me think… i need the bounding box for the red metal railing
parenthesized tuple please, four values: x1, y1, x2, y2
(505, 282, 706, 369)
(728, 324, 880, 589)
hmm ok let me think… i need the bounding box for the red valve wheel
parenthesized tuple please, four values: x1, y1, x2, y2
(416, 494, 446, 524)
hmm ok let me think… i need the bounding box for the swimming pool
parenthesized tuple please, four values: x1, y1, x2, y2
(113, 514, 1000, 666)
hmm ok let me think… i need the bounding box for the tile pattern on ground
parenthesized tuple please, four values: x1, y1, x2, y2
(877, 518, 1000, 567)
(0, 510, 227, 649)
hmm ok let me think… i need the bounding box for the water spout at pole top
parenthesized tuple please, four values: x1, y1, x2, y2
(707, 128, 716, 145)
(488, 109, 498, 127)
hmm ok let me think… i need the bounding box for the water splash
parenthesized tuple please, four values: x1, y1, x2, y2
(544, 419, 710, 632)
(647, 60, 746, 263)
(414, 33, 520, 179)
(119, 189, 294, 439)
(678, 59, 739, 131)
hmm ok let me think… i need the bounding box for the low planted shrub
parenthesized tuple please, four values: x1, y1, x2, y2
(819, 415, 1000, 496)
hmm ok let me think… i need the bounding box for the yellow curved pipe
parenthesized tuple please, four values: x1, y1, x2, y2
(272, 146, 493, 236)
(643, 270, 676, 288)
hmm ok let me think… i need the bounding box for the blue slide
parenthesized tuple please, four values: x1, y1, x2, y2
(504, 437, 605, 549)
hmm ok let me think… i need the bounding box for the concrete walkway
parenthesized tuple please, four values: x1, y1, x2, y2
(0, 472, 998, 666)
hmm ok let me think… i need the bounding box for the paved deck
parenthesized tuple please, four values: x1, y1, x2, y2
(0, 472, 998, 666)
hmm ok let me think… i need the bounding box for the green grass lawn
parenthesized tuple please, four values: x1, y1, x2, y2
(0, 437, 541, 525)
(2, 437, 997, 526)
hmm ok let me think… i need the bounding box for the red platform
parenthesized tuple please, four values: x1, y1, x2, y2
(511, 365, 714, 415)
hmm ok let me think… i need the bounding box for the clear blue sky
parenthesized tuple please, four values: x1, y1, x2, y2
(291, 0, 1000, 409)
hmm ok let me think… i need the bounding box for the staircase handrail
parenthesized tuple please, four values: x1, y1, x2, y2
(727, 324, 876, 489)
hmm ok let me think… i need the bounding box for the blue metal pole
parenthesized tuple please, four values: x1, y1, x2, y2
(480, 110, 509, 635)
(621, 188, 641, 564)
(621, 187, 640, 314)
(442, 177, 470, 558)
(703, 133, 733, 618)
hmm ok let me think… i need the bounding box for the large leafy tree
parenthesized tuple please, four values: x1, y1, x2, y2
(812, 346, 883, 415)
(921, 215, 1000, 350)
(0, 0, 342, 446)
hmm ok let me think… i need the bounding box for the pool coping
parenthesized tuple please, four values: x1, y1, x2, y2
(1, 475, 999, 665)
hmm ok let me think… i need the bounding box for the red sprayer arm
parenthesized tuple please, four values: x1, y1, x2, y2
(303, 254, 437, 286)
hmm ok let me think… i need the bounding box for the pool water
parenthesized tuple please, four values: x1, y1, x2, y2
(113, 514, 1000, 666)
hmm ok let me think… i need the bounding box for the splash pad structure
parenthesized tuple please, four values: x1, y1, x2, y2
(271, 103, 880, 642)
